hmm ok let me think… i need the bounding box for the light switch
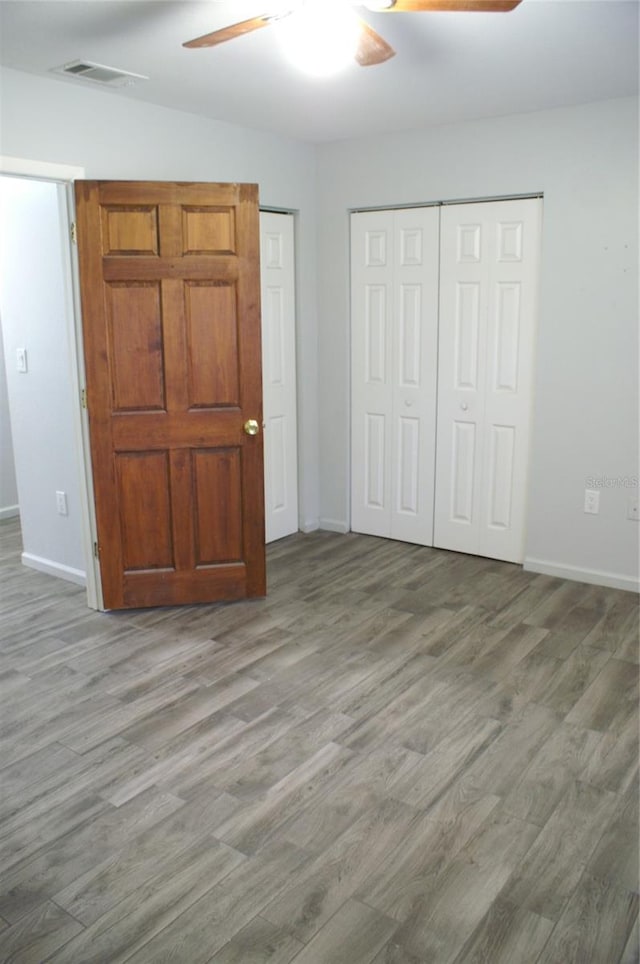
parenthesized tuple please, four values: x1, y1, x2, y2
(584, 489, 600, 514)
(16, 348, 27, 373)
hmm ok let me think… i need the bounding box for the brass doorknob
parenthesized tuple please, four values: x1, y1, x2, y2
(244, 419, 260, 436)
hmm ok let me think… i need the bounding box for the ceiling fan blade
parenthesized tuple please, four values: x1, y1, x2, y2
(355, 19, 396, 66)
(377, 0, 521, 11)
(183, 14, 287, 49)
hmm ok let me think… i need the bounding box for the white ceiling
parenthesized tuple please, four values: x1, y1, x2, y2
(0, 0, 637, 143)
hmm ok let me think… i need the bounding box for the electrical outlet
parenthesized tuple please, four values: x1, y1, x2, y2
(584, 489, 600, 514)
(16, 348, 27, 373)
(56, 491, 68, 516)
(627, 497, 639, 521)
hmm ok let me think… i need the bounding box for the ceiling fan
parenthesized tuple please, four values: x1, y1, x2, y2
(183, 0, 523, 68)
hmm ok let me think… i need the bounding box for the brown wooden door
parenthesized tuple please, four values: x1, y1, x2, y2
(75, 181, 265, 609)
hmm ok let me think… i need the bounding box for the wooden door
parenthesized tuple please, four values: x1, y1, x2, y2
(351, 208, 440, 544)
(260, 211, 299, 543)
(75, 181, 265, 609)
(434, 198, 541, 563)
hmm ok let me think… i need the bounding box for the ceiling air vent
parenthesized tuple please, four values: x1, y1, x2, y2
(53, 60, 148, 87)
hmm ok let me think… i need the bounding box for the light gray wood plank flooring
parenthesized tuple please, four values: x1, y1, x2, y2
(0, 517, 638, 963)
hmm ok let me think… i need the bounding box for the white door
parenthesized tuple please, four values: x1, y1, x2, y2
(260, 211, 298, 543)
(434, 198, 541, 563)
(351, 208, 439, 544)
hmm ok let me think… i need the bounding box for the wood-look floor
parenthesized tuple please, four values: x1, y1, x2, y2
(0, 517, 638, 964)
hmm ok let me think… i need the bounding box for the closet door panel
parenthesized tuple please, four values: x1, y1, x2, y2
(351, 208, 439, 545)
(434, 212, 488, 553)
(434, 198, 541, 563)
(351, 212, 393, 537)
(390, 208, 439, 544)
(480, 202, 540, 561)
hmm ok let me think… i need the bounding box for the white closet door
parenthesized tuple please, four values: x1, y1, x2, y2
(351, 208, 439, 544)
(260, 211, 298, 543)
(434, 198, 541, 563)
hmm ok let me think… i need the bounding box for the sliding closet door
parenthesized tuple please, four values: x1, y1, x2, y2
(260, 211, 298, 543)
(351, 208, 439, 544)
(434, 198, 541, 563)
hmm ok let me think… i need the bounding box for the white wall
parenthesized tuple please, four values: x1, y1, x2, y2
(0, 177, 86, 578)
(0, 65, 320, 536)
(0, 314, 19, 518)
(316, 96, 639, 590)
(1, 67, 637, 591)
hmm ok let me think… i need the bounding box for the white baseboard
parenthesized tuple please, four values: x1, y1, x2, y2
(523, 557, 639, 593)
(22, 552, 87, 587)
(300, 519, 320, 534)
(0, 504, 19, 521)
(319, 518, 350, 534)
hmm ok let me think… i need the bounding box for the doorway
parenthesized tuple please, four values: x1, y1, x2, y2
(0, 159, 100, 607)
(0, 162, 301, 610)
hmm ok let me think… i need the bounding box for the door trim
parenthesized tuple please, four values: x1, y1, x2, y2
(0, 157, 101, 609)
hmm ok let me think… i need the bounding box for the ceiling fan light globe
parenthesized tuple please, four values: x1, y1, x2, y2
(276, 0, 361, 76)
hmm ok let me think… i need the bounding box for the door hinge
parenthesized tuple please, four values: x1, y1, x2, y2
(93, 541, 101, 559)
(71, 221, 77, 245)
(81, 388, 88, 410)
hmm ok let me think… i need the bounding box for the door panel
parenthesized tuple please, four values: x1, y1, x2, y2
(352, 215, 393, 538)
(260, 211, 298, 543)
(451, 420, 476, 524)
(454, 283, 481, 390)
(193, 448, 243, 562)
(434, 198, 541, 563)
(75, 181, 265, 609)
(351, 208, 439, 545)
(186, 283, 239, 405)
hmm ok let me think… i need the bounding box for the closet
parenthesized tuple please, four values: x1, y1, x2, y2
(350, 197, 541, 564)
